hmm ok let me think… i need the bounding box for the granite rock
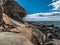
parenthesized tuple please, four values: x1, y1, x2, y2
(3, 0, 26, 21)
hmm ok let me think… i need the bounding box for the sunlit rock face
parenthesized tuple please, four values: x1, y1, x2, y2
(0, 32, 33, 45)
(3, 0, 26, 21)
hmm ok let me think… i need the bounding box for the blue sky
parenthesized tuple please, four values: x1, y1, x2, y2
(16, 0, 53, 14)
(16, 0, 60, 21)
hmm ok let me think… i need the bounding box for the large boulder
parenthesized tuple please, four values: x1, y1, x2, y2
(3, 13, 33, 41)
(3, 0, 26, 21)
(0, 32, 34, 45)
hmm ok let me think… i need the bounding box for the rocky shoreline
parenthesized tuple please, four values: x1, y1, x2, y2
(5, 20, 60, 45)
(0, 0, 60, 45)
(27, 22, 60, 45)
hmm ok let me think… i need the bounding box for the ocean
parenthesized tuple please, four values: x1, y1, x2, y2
(33, 21, 60, 27)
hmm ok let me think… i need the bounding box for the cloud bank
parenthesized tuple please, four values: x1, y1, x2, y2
(23, 12, 60, 21)
(23, 0, 60, 21)
(49, 0, 60, 11)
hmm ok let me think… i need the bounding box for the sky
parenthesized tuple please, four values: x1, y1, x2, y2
(23, 12, 60, 21)
(16, 0, 60, 21)
(16, 0, 53, 14)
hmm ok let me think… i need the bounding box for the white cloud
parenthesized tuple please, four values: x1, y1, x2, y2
(23, 0, 60, 21)
(23, 12, 60, 21)
(49, 0, 60, 11)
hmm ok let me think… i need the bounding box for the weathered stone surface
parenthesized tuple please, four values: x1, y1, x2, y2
(3, 0, 26, 21)
(0, 0, 3, 26)
(3, 13, 16, 25)
(0, 32, 34, 45)
(3, 13, 33, 40)
(10, 26, 33, 40)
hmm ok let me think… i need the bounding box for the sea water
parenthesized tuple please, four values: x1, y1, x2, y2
(34, 21, 60, 27)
